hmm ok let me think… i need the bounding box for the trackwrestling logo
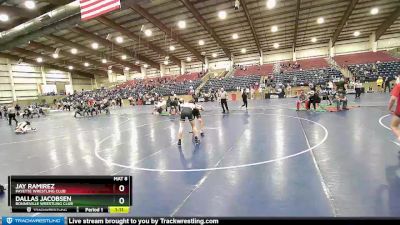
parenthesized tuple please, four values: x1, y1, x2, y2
(2, 217, 64, 225)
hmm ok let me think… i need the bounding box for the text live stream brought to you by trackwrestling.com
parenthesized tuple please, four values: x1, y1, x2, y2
(3, 217, 400, 225)
(1, 217, 221, 225)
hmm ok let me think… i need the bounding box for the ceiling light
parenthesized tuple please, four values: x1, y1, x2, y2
(169, 45, 175, 51)
(317, 17, 324, 24)
(24, 0, 36, 9)
(68, 66, 73, 70)
(370, 7, 379, 15)
(115, 36, 123, 43)
(198, 40, 205, 46)
(52, 53, 59, 58)
(91, 42, 99, 49)
(232, 33, 239, 39)
(241, 48, 246, 53)
(144, 29, 152, 37)
(311, 37, 317, 43)
(218, 10, 227, 20)
(353, 31, 360, 37)
(121, 55, 127, 60)
(70, 48, 77, 54)
(164, 60, 169, 65)
(135, 61, 140, 65)
(84, 62, 89, 67)
(266, 0, 276, 9)
(101, 58, 107, 63)
(186, 57, 192, 62)
(271, 25, 278, 32)
(143, 64, 148, 68)
(124, 67, 130, 71)
(212, 53, 218, 58)
(0, 14, 9, 22)
(273, 43, 279, 49)
(36, 57, 43, 63)
(177, 20, 186, 29)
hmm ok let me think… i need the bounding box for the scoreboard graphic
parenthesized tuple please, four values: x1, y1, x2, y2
(8, 176, 132, 213)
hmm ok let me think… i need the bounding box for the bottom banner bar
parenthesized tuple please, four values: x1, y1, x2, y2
(66, 217, 400, 225)
(5, 217, 400, 225)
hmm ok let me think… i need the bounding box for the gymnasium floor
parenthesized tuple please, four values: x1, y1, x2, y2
(0, 93, 399, 217)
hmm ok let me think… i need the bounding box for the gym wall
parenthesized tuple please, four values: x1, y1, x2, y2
(0, 57, 93, 103)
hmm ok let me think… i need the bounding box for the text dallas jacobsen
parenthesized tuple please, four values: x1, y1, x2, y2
(14, 196, 73, 206)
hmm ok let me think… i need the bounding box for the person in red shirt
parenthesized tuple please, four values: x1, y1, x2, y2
(388, 80, 400, 140)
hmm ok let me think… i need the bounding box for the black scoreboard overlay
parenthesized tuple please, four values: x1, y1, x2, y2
(8, 176, 132, 213)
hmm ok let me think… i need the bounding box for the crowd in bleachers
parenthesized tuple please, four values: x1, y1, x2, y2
(280, 62, 301, 70)
(153, 79, 203, 96)
(202, 75, 261, 92)
(59, 71, 205, 110)
(348, 61, 400, 82)
(270, 67, 343, 87)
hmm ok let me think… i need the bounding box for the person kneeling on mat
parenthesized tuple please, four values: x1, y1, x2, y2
(22, 107, 31, 119)
(178, 99, 200, 146)
(334, 88, 348, 111)
(153, 98, 166, 115)
(74, 104, 85, 118)
(15, 121, 36, 134)
(296, 90, 308, 111)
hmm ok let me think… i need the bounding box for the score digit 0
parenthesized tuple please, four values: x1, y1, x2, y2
(118, 185, 125, 192)
(119, 197, 125, 205)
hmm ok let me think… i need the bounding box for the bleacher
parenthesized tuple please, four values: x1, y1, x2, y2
(175, 72, 201, 82)
(202, 75, 261, 92)
(263, 58, 341, 86)
(271, 67, 343, 86)
(233, 64, 273, 76)
(294, 58, 328, 70)
(333, 51, 399, 66)
(151, 72, 204, 95)
(153, 80, 203, 96)
(348, 61, 400, 81)
(209, 69, 228, 79)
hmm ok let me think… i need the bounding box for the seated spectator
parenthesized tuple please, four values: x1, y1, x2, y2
(296, 90, 308, 111)
(308, 91, 321, 110)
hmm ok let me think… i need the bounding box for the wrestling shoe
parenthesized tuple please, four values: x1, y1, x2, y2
(177, 139, 182, 146)
(194, 137, 200, 145)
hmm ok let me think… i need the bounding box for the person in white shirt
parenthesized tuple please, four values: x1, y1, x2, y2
(286, 84, 292, 97)
(219, 88, 229, 113)
(355, 80, 363, 99)
(327, 81, 334, 90)
(7, 106, 18, 126)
